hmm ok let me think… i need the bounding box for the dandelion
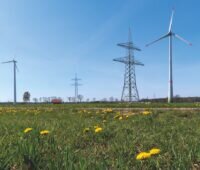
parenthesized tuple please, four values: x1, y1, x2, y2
(83, 128, 90, 133)
(24, 128, 33, 133)
(40, 130, 50, 135)
(136, 152, 151, 160)
(149, 148, 161, 155)
(143, 111, 151, 115)
(119, 116, 123, 120)
(126, 115, 129, 119)
(104, 108, 113, 113)
(95, 127, 103, 133)
(103, 120, 106, 123)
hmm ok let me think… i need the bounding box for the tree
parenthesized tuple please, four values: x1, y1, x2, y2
(102, 98, 107, 102)
(39, 97, 42, 103)
(68, 97, 72, 102)
(72, 97, 76, 102)
(33, 98, 38, 103)
(48, 97, 51, 103)
(109, 96, 114, 102)
(175, 94, 180, 98)
(23, 91, 31, 103)
(43, 97, 48, 103)
(77, 95, 84, 102)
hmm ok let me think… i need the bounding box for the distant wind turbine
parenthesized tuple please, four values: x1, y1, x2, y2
(146, 10, 192, 103)
(2, 59, 18, 104)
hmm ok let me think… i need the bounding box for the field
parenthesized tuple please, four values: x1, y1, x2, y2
(1, 103, 200, 169)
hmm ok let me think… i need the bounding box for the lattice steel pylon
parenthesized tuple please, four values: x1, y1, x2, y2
(71, 73, 81, 103)
(113, 29, 144, 102)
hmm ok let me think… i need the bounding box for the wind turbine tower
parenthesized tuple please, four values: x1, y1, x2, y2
(2, 59, 18, 104)
(113, 29, 144, 102)
(71, 74, 81, 102)
(146, 10, 192, 103)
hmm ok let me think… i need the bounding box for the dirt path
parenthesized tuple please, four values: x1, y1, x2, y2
(81, 108, 200, 111)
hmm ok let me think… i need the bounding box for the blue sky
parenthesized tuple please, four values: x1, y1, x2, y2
(0, 0, 199, 102)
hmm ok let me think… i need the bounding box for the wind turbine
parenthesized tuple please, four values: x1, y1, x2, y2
(146, 10, 192, 103)
(2, 59, 18, 104)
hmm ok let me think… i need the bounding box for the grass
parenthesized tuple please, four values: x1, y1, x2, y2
(2, 102, 200, 109)
(0, 104, 200, 169)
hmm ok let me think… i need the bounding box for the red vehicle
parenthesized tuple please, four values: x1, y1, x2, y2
(51, 99, 62, 104)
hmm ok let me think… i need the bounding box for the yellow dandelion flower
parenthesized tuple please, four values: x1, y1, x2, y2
(40, 130, 50, 135)
(143, 111, 151, 115)
(136, 152, 151, 160)
(149, 148, 161, 155)
(126, 115, 129, 118)
(83, 128, 90, 133)
(95, 127, 103, 133)
(104, 108, 112, 113)
(119, 116, 123, 120)
(24, 128, 33, 133)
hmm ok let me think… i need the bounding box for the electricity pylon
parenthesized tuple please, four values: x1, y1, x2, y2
(114, 29, 144, 102)
(71, 73, 81, 102)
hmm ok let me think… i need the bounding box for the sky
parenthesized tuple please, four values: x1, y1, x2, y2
(0, 0, 199, 102)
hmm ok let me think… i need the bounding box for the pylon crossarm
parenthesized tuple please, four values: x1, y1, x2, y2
(117, 43, 141, 51)
(134, 60, 144, 66)
(113, 57, 143, 66)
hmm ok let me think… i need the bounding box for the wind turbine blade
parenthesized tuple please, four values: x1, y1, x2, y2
(2, 61, 13, 64)
(146, 34, 169, 47)
(174, 34, 192, 46)
(169, 10, 175, 32)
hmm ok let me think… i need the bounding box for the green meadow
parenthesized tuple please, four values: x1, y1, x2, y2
(0, 104, 200, 169)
